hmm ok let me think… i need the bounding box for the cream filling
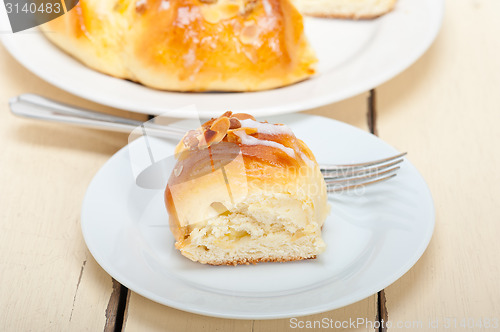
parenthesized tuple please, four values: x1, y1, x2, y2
(178, 210, 326, 263)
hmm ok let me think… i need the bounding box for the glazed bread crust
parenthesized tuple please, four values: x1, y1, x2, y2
(40, 0, 317, 91)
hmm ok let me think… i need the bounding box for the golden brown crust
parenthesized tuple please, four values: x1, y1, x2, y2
(41, 0, 317, 92)
(208, 255, 317, 266)
(172, 111, 315, 167)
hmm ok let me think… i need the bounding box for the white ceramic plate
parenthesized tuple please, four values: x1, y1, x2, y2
(0, 0, 443, 118)
(81, 114, 434, 319)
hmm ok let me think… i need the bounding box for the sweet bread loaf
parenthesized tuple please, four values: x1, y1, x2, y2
(40, 0, 317, 91)
(165, 112, 329, 265)
(293, 0, 397, 19)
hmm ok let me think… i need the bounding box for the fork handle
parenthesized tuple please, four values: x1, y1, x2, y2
(9, 94, 186, 140)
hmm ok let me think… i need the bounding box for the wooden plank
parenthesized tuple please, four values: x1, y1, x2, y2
(375, 0, 500, 330)
(123, 295, 253, 332)
(125, 296, 378, 332)
(306, 92, 370, 132)
(0, 44, 143, 331)
(252, 296, 377, 332)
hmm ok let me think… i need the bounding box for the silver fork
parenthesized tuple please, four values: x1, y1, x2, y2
(321, 153, 406, 192)
(10, 94, 405, 191)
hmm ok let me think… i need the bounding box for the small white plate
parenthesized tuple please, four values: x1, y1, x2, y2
(0, 0, 443, 118)
(81, 114, 434, 319)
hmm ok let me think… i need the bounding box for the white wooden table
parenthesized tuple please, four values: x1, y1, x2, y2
(1, 1, 499, 330)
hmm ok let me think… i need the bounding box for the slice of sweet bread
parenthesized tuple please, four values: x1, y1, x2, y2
(293, 0, 397, 19)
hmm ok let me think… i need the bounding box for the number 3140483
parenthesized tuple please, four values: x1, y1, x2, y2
(5, 2, 62, 14)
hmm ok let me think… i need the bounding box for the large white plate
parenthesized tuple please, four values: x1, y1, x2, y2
(81, 114, 434, 319)
(0, 0, 443, 118)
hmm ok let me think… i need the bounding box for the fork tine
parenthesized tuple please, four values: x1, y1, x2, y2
(326, 165, 399, 185)
(327, 173, 398, 193)
(326, 166, 400, 190)
(322, 158, 404, 180)
(320, 152, 407, 173)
